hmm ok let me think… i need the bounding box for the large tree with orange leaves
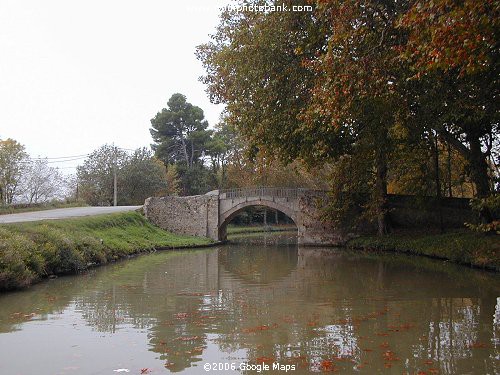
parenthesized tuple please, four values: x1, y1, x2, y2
(198, 0, 498, 228)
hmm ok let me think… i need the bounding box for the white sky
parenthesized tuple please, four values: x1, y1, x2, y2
(0, 0, 230, 173)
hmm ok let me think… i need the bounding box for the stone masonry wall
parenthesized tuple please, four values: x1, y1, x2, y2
(144, 195, 219, 241)
(297, 191, 345, 245)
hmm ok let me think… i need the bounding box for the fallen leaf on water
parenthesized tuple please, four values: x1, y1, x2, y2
(424, 359, 433, 365)
(140, 368, 150, 374)
(320, 360, 335, 370)
(382, 350, 399, 361)
(469, 342, 488, 348)
(242, 324, 278, 333)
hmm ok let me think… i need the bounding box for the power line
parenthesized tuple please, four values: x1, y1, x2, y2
(45, 156, 89, 164)
(31, 153, 90, 160)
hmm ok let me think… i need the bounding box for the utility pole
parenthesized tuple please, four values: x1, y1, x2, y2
(113, 145, 117, 206)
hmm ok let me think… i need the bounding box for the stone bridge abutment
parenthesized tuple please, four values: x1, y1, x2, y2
(144, 187, 344, 246)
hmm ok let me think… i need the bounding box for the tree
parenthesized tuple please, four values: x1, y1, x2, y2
(77, 145, 168, 206)
(0, 138, 29, 205)
(198, 0, 409, 234)
(197, 1, 322, 165)
(165, 164, 181, 195)
(398, 0, 499, 220)
(150, 93, 216, 195)
(150, 93, 211, 167)
(20, 159, 64, 204)
(119, 148, 168, 204)
(77, 145, 126, 206)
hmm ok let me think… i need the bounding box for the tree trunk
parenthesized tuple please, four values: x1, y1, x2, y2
(375, 149, 390, 235)
(447, 142, 453, 197)
(434, 134, 444, 232)
(468, 135, 491, 198)
(468, 133, 493, 223)
(180, 137, 189, 167)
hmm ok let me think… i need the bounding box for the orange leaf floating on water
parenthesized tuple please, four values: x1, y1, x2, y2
(382, 350, 399, 361)
(416, 371, 427, 375)
(384, 363, 392, 368)
(307, 321, 318, 327)
(320, 360, 335, 371)
(379, 342, 389, 348)
(376, 332, 390, 337)
(469, 342, 488, 348)
(242, 324, 277, 333)
(424, 359, 433, 365)
(428, 368, 439, 374)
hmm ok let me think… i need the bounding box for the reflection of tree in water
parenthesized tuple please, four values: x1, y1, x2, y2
(2, 241, 498, 374)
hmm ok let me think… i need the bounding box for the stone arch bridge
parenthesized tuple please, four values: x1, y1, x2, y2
(144, 187, 343, 245)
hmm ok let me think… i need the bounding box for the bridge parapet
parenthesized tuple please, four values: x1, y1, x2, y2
(219, 187, 308, 200)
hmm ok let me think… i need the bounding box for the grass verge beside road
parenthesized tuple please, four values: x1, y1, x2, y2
(0, 212, 212, 291)
(0, 201, 87, 215)
(348, 230, 500, 271)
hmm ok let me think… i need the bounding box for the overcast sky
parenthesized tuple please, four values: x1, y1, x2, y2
(0, 0, 230, 172)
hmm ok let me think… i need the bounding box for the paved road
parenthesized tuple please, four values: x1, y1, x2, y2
(0, 206, 142, 224)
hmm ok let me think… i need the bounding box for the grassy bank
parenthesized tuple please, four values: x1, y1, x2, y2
(0, 212, 212, 291)
(348, 230, 500, 271)
(227, 224, 296, 235)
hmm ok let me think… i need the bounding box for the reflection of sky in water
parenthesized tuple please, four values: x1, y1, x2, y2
(0, 234, 498, 374)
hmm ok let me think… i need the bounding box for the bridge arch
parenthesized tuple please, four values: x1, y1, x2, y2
(144, 187, 343, 246)
(218, 199, 299, 241)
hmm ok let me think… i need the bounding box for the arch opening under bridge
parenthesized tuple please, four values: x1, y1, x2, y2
(218, 200, 298, 241)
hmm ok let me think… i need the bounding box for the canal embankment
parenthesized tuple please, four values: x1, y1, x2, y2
(347, 229, 500, 271)
(0, 211, 213, 291)
(226, 224, 296, 236)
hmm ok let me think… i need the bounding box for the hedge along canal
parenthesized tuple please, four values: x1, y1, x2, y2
(0, 211, 214, 291)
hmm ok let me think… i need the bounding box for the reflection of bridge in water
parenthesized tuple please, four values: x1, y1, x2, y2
(1, 241, 497, 374)
(145, 187, 343, 245)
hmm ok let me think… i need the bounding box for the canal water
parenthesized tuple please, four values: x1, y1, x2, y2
(0, 232, 498, 374)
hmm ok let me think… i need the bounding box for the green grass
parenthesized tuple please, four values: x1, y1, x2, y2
(0, 212, 212, 291)
(348, 229, 500, 271)
(226, 224, 296, 235)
